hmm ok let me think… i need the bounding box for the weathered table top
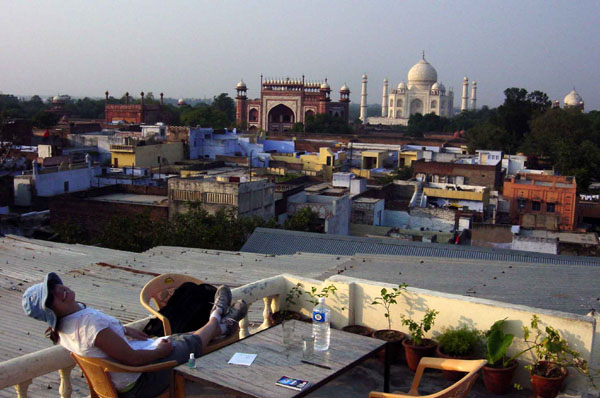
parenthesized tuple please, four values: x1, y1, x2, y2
(173, 321, 386, 398)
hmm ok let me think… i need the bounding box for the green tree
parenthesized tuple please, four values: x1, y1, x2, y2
(100, 211, 168, 252)
(465, 122, 512, 153)
(211, 93, 235, 123)
(32, 110, 59, 128)
(284, 207, 322, 233)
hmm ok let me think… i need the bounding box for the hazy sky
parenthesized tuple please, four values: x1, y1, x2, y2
(2, 1, 599, 110)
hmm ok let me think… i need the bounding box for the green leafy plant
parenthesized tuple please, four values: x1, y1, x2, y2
(371, 284, 408, 330)
(437, 326, 483, 357)
(522, 315, 589, 378)
(484, 318, 518, 368)
(280, 283, 304, 322)
(401, 309, 439, 346)
(306, 284, 338, 306)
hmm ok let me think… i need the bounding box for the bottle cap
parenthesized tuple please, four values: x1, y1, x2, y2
(189, 353, 195, 359)
(318, 297, 325, 303)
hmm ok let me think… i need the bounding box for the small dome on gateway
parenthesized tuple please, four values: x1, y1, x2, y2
(320, 81, 330, 90)
(432, 82, 440, 90)
(236, 80, 246, 90)
(177, 98, 185, 105)
(340, 83, 350, 92)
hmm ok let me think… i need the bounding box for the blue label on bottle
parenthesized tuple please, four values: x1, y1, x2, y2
(312, 310, 325, 323)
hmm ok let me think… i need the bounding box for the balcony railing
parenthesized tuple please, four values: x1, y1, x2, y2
(109, 144, 135, 153)
(1, 274, 598, 397)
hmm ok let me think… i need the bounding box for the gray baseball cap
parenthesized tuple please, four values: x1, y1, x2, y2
(22, 272, 63, 330)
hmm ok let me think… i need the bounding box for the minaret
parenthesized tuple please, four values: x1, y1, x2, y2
(470, 81, 477, 111)
(461, 77, 469, 112)
(360, 73, 368, 124)
(381, 78, 389, 117)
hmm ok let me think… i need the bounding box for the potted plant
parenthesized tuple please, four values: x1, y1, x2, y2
(523, 315, 589, 398)
(370, 284, 408, 362)
(401, 309, 439, 372)
(481, 318, 521, 395)
(272, 283, 304, 324)
(435, 326, 483, 380)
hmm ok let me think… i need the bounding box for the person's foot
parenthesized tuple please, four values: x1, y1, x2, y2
(224, 300, 248, 322)
(220, 300, 248, 336)
(211, 285, 232, 316)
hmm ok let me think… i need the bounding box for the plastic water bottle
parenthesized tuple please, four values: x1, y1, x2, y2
(188, 353, 196, 369)
(312, 297, 330, 351)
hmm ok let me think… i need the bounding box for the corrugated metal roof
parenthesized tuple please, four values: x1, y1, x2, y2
(242, 228, 600, 266)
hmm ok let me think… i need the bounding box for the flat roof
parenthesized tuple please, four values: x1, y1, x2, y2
(88, 193, 168, 206)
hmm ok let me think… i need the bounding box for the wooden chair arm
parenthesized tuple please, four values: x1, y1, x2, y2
(407, 358, 487, 396)
(101, 359, 178, 373)
(369, 392, 417, 398)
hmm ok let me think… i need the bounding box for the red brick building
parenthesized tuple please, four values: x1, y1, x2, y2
(235, 77, 350, 133)
(503, 173, 577, 231)
(104, 91, 170, 124)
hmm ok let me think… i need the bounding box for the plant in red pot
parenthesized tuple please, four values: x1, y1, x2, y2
(523, 315, 590, 398)
(401, 309, 439, 372)
(370, 284, 408, 363)
(481, 318, 522, 395)
(436, 326, 483, 381)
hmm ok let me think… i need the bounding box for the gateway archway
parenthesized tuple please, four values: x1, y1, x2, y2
(268, 104, 295, 132)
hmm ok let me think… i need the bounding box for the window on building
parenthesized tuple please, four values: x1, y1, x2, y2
(326, 157, 332, 166)
(532, 201, 541, 211)
(64, 181, 69, 192)
(389, 98, 394, 107)
(546, 203, 555, 213)
(518, 199, 526, 209)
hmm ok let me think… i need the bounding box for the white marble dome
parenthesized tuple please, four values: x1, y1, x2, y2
(408, 58, 438, 85)
(564, 89, 583, 107)
(177, 98, 185, 105)
(431, 82, 440, 90)
(397, 81, 407, 90)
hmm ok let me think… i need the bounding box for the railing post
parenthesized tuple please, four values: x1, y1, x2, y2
(260, 296, 276, 330)
(59, 365, 75, 398)
(14, 379, 31, 398)
(239, 315, 250, 339)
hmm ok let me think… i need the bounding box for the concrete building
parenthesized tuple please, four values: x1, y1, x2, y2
(413, 158, 503, 189)
(110, 141, 184, 169)
(503, 173, 578, 231)
(168, 176, 275, 220)
(287, 190, 351, 235)
(13, 155, 101, 207)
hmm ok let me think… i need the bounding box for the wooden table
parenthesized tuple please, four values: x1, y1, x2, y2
(170, 321, 389, 398)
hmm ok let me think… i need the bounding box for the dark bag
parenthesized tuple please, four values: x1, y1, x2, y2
(143, 282, 217, 337)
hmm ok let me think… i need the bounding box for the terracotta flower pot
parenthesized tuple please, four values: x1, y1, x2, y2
(342, 325, 375, 337)
(402, 338, 437, 372)
(530, 361, 568, 398)
(372, 329, 405, 364)
(435, 346, 476, 381)
(481, 360, 518, 395)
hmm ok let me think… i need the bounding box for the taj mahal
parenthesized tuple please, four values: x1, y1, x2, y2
(362, 54, 477, 126)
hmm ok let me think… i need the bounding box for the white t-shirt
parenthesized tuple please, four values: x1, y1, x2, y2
(59, 307, 158, 391)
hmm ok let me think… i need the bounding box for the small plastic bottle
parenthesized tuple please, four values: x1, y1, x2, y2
(312, 297, 331, 351)
(188, 353, 196, 369)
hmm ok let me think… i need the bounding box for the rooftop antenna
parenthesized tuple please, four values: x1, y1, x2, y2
(422, 50, 425, 60)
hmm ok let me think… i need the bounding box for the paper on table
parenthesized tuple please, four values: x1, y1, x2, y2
(228, 353, 257, 366)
